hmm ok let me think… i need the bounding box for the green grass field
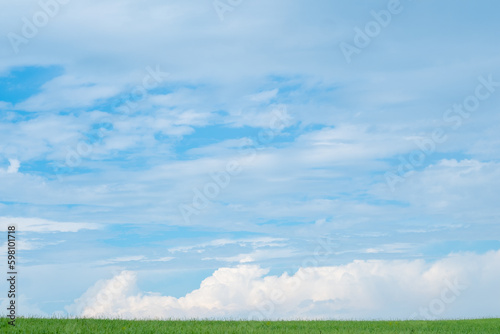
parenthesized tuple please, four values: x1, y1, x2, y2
(1, 318, 499, 333)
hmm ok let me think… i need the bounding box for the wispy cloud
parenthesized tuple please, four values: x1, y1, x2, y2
(0, 217, 101, 233)
(167, 237, 287, 254)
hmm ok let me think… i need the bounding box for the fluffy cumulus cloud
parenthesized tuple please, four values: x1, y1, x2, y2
(66, 250, 500, 320)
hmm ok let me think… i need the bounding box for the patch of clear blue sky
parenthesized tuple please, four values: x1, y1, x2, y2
(0, 65, 64, 104)
(19, 159, 90, 176)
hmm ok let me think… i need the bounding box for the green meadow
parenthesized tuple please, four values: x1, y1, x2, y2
(1, 318, 499, 333)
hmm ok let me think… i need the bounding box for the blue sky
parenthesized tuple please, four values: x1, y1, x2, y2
(1, 0, 500, 320)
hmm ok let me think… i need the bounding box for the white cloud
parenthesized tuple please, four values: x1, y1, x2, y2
(99, 255, 175, 265)
(15, 75, 120, 112)
(0, 217, 101, 233)
(247, 89, 279, 103)
(203, 248, 296, 264)
(147, 257, 174, 262)
(224, 104, 294, 129)
(101, 256, 146, 264)
(168, 237, 287, 253)
(375, 159, 500, 220)
(0, 158, 20, 174)
(6, 158, 20, 173)
(0, 112, 101, 161)
(0, 238, 64, 251)
(0, 294, 48, 318)
(364, 243, 416, 254)
(66, 250, 500, 320)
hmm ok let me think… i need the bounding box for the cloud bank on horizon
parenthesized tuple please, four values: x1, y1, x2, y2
(0, 0, 499, 319)
(67, 251, 500, 320)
